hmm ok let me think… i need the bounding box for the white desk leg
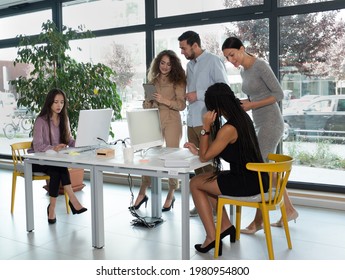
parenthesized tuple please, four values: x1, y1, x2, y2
(181, 173, 190, 260)
(151, 176, 162, 218)
(91, 166, 105, 248)
(24, 159, 34, 232)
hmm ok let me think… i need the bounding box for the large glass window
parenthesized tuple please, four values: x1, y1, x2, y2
(0, 47, 33, 156)
(69, 33, 146, 102)
(63, 0, 145, 31)
(0, 32, 146, 156)
(279, 0, 335, 7)
(0, 0, 344, 192)
(68, 33, 146, 140)
(0, 10, 51, 40)
(279, 9, 345, 186)
(158, 0, 263, 17)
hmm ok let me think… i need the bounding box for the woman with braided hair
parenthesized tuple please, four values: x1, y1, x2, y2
(184, 82, 267, 255)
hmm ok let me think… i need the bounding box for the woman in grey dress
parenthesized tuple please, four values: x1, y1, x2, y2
(221, 37, 299, 233)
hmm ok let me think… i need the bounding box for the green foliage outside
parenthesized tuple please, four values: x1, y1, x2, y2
(10, 20, 122, 138)
(286, 140, 345, 170)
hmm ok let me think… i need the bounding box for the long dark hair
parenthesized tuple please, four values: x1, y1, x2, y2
(222, 37, 254, 57)
(221, 36, 244, 51)
(38, 88, 70, 144)
(204, 83, 264, 174)
(148, 49, 186, 86)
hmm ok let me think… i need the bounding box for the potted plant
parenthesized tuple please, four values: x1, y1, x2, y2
(10, 20, 122, 192)
(10, 20, 122, 135)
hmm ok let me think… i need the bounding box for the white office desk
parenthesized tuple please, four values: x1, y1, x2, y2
(23, 147, 209, 260)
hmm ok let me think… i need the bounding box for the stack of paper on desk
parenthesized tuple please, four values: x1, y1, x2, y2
(159, 149, 198, 167)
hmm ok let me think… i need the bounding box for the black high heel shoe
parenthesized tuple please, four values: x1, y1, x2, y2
(47, 204, 56, 224)
(220, 225, 236, 243)
(195, 240, 222, 256)
(68, 200, 87, 215)
(128, 195, 148, 210)
(162, 196, 175, 212)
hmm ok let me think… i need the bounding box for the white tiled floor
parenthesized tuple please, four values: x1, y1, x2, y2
(0, 168, 345, 260)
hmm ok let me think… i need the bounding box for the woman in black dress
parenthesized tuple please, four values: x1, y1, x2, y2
(184, 83, 267, 255)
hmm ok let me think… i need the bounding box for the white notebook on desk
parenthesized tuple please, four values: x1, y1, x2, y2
(159, 149, 198, 167)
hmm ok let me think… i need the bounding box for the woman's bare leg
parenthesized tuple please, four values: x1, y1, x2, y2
(133, 176, 151, 206)
(241, 189, 299, 233)
(64, 184, 84, 210)
(190, 174, 232, 247)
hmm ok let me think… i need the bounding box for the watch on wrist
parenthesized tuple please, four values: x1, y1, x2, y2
(200, 129, 210, 136)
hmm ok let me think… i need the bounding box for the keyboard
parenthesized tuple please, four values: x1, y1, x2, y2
(58, 146, 96, 154)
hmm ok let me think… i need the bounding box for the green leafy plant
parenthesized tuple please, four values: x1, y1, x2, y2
(10, 20, 122, 138)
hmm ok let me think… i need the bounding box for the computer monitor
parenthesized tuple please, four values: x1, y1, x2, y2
(75, 108, 113, 147)
(126, 108, 164, 151)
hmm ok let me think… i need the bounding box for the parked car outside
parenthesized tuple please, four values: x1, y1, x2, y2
(283, 95, 345, 142)
(283, 94, 320, 114)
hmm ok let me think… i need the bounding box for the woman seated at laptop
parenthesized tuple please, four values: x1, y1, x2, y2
(129, 50, 186, 212)
(29, 88, 87, 224)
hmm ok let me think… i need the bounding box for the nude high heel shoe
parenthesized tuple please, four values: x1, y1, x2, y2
(240, 222, 263, 234)
(271, 210, 299, 227)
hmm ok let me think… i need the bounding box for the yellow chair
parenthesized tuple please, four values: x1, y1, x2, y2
(10, 141, 70, 214)
(214, 153, 294, 260)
